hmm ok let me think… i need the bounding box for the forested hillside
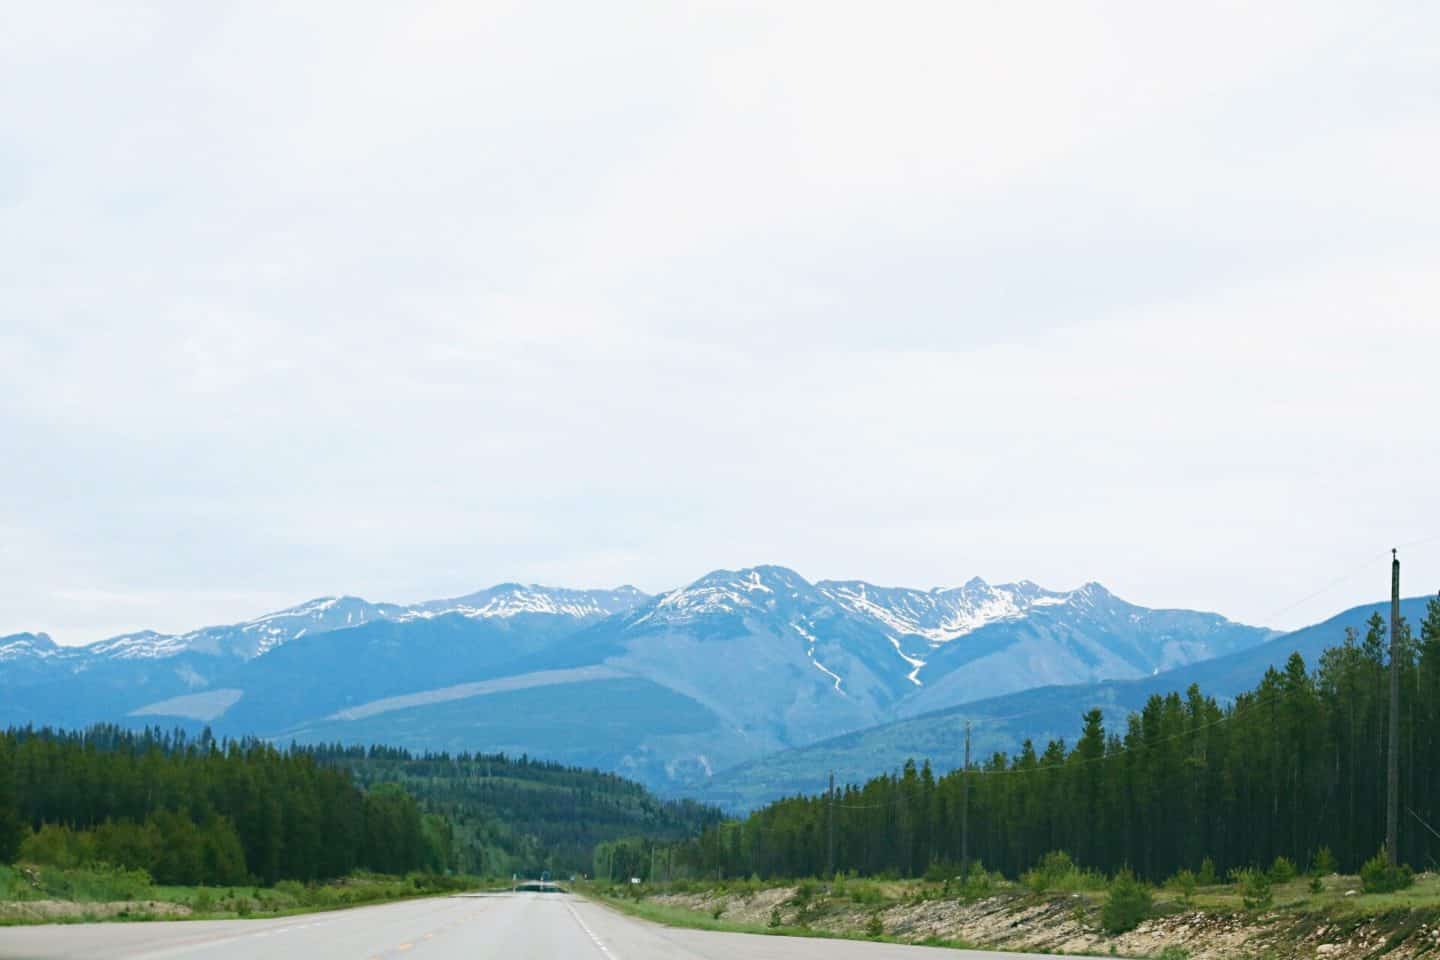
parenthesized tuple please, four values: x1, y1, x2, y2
(0, 726, 720, 885)
(672, 595, 1440, 883)
(305, 745, 721, 876)
(0, 726, 443, 885)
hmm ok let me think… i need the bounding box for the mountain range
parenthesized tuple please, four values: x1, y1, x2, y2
(1, 565, 1280, 802)
(699, 594, 1436, 809)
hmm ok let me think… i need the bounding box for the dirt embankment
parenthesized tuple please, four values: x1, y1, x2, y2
(652, 887, 1440, 959)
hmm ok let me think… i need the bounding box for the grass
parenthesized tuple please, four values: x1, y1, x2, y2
(0, 863, 494, 926)
(585, 890, 979, 950)
(1169, 872, 1440, 917)
(582, 871, 1440, 958)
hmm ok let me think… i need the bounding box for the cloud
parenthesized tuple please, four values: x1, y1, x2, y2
(2, 1, 1437, 642)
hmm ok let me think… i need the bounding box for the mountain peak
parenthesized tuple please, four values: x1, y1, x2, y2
(1071, 581, 1115, 603)
(628, 565, 813, 628)
(0, 631, 58, 662)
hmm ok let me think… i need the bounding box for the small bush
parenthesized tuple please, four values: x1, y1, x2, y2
(1236, 869, 1272, 911)
(1022, 850, 1102, 894)
(1154, 948, 1190, 960)
(35, 864, 154, 902)
(958, 867, 999, 900)
(1101, 868, 1152, 935)
(710, 904, 725, 919)
(1197, 858, 1217, 887)
(1308, 874, 1323, 894)
(1360, 849, 1414, 894)
(1268, 856, 1296, 885)
(1167, 868, 1197, 904)
(768, 906, 782, 928)
(192, 887, 215, 914)
(847, 880, 886, 905)
(866, 913, 884, 938)
(1311, 846, 1337, 877)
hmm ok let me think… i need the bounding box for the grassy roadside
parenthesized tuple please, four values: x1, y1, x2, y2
(580, 884, 980, 951)
(578, 873, 1440, 959)
(0, 863, 497, 926)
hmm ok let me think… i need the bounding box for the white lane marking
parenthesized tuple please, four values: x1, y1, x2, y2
(566, 903, 618, 959)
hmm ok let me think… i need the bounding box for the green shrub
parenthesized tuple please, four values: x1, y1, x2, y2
(958, 867, 998, 900)
(1197, 858, 1217, 887)
(847, 880, 886, 905)
(1023, 850, 1075, 894)
(1269, 856, 1296, 885)
(1101, 868, 1152, 935)
(768, 906, 782, 928)
(35, 864, 154, 902)
(21, 824, 95, 869)
(1311, 846, 1337, 877)
(1022, 850, 1102, 894)
(866, 913, 884, 938)
(1167, 868, 1197, 904)
(1309, 874, 1323, 894)
(1359, 849, 1414, 894)
(192, 887, 215, 914)
(1154, 947, 1190, 960)
(1237, 868, 1272, 911)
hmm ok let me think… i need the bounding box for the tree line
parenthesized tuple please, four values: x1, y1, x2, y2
(670, 594, 1440, 883)
(0, 725, 445, 885)
(303, 744, 721, 876)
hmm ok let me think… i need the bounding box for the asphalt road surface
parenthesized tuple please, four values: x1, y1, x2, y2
(0, 892, 1090, 960)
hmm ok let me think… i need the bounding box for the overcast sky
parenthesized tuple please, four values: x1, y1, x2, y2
(3, 2, 1438, 645)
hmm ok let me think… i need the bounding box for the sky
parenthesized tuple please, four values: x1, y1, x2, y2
(3, 1, 1438, 645)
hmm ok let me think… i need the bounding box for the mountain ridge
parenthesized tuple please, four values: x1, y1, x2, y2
(0, 583, 650, 664)
(696, 593, 1435, 809)
(0, 565, 1276, 797)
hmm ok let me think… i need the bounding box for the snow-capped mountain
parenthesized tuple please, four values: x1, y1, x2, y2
(0, 584, 649, 666)
(0, 565, 1273, 799)
(0, 632, 59, 660)
(815, 577, 1070, 647)
(406, 584, 648, 623)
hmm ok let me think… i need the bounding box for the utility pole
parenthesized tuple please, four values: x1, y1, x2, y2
(1388, 549, 1401, 865)
(827, 771, 836, 879)
(962, 721, 971, 881)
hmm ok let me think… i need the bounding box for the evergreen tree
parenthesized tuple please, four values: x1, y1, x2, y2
(668, 610, 1440, 884)
(0, 741, 24, 864)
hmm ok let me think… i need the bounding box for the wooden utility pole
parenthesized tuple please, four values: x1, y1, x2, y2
(962, 721, 971, 880)
(826, 771, 836, 878)
(1388, 549, 1402, 865)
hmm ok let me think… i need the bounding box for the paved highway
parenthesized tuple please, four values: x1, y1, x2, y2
(0, 892, 1086, 960)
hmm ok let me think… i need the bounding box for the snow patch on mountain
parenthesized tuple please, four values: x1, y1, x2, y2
(87, 631, 191, 661)
(0, 633, 59, 662)
(886, 635, 928, 686)
(404, 584, 642, 622)
(817, 578, 1092, 647)
(633, 566, 806, 627)
(5, 585, 648, 665)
